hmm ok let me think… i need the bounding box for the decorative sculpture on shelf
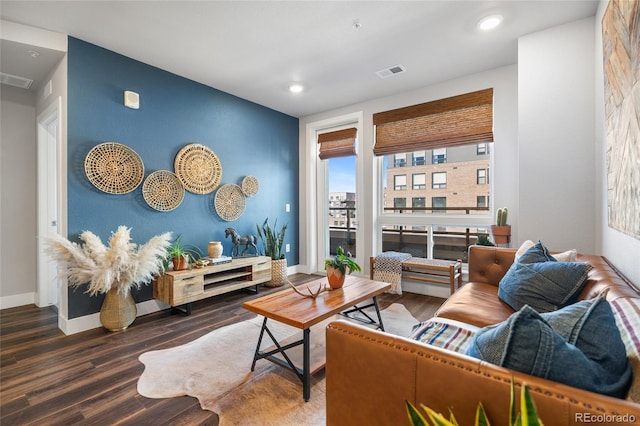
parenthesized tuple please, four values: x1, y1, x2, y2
(225, 227, 258, 257)
(286, 280, 331, 299)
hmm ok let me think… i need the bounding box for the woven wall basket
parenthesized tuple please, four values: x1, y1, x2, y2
(174, 143, 222, 194)
(142, 170, 185, 211)
(214, 183, 246, 221)
(84, 142, 144, 194)
(241, 175, 259, 197)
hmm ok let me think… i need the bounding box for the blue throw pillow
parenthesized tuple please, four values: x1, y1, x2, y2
(498, 241, 592, 312)
(466, 302, 631, 398)
(517, 240, 556, 264)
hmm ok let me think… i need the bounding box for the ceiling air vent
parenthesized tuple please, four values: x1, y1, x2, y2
(376, 64, 406, 79)
(1, 72, 34, 89)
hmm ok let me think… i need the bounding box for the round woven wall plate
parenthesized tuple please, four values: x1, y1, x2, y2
(84, 142, 144, 194)
(174, 144, 222, 194)
(241, 175, 259, 197)
(142, 170, 185, 211)
(214, 183, 246, 221)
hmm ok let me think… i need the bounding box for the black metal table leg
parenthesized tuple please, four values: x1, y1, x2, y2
(303, 328, 311, 402)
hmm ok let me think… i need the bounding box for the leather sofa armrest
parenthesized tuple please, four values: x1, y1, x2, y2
(326, 320, 640, 426)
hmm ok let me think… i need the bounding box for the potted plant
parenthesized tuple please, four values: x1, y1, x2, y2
(166, 235, 202, 271)
(324, 246, 361, 289)
(475, 233, 495, 246)
(45, 226, 172, 331)
(490, 207, 511, 245)
(256, 218, 287, 287)
(406, 379, 542, 425)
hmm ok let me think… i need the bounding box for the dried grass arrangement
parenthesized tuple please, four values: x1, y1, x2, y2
(45, 226, 172, 296)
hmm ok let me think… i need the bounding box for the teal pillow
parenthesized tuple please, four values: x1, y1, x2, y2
(498, 241, 591, 312)
(466, 300, 631, 398)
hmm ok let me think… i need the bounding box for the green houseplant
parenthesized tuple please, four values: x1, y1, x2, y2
(45, 226, 172, 331)
(256, 218, 288, 287)
(406, 379, 543, 426)
(475, 233, 496, 246)
(324, 246, 361, 289)
(166, 235, 202, 271)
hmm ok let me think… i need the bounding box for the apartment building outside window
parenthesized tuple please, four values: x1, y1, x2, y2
(412, 173, 426, 189)
(477, 195, 488, 208)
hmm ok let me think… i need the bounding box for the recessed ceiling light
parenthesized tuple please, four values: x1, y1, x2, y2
(477, 14, 503, 31)
(289, 83, 304, 93)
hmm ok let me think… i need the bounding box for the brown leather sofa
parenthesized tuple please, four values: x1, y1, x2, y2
(326, 246, 640, 425)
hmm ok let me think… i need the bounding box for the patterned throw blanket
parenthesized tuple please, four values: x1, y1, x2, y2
(409, 318, 479, 354)
(373, 251, 412, 295)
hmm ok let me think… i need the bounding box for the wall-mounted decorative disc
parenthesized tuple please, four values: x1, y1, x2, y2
(84, 142, 144, 194)
(214, 183, 246, 221)
(142, 170, 185, 211)
(174, 143, 222, 194)
(241, 175, 259, 197)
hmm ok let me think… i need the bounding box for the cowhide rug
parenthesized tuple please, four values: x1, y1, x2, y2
(137, 303, 419, 425)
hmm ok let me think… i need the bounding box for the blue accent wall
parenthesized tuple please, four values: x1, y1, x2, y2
(67, 37, 299, 318)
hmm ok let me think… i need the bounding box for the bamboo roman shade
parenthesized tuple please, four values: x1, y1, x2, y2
(317, 127, 357, 160)
(372, 88, 494, 156)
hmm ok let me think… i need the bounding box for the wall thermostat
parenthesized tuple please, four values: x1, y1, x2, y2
(124, 91, 140, 109)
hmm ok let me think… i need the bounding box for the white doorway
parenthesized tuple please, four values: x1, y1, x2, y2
(305, 112, 364, 275)
(36, 97, 61, 308)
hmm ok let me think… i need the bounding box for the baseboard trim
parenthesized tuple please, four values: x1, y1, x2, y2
(58, 298, 170, 335)
(0, 292, 36, 310)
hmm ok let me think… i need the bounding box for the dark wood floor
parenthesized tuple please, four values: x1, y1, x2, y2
(0, 274, 445, 425)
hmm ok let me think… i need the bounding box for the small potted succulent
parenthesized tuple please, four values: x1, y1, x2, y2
(490, 207, 511, 245)
(324, 246, 361, 289)
(166, 235, 202, 271)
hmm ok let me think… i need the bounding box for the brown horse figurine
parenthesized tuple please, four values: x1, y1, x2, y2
(225, 228, 258, 256)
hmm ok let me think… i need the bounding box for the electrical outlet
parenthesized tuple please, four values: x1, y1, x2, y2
(285, 203, 290, 212)
(285, 244, 290, 252)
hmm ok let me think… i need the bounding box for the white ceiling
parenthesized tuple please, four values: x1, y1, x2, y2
(1, 1, 598, 117)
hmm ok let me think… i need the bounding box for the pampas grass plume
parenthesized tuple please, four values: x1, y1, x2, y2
(45, 227, 173, 296)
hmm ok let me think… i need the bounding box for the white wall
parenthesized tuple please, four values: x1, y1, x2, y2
(0, 86, 37, 307)
(299, 65, 519, 273)
(0, 20, 68, 309)
(518, 17, 597, 255)
(595, 0, 640, 286)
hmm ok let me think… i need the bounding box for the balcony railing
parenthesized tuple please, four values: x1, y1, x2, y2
(328, 205, 491, 261)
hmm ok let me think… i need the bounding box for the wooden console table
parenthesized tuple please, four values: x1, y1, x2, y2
(153, 256, 271, 315)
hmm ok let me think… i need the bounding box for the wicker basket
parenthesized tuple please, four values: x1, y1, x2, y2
(265, 258, 287, 287)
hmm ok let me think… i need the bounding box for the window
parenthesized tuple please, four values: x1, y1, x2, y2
(394, 153, 406, 167)
(477, 168, 487, 185)
(432, 148, 447, 164)
(394, 175, 407, 190)
(413, 151, 426, 166)
(412, 197, 426, 213)
(393, 197, 406, 213)
(375, 89, 494, 261)
(432, 172, 446, 189)
(432, 197, 446, 213)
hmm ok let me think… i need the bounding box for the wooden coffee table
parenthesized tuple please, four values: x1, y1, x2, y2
(242, 275, 390, 401)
